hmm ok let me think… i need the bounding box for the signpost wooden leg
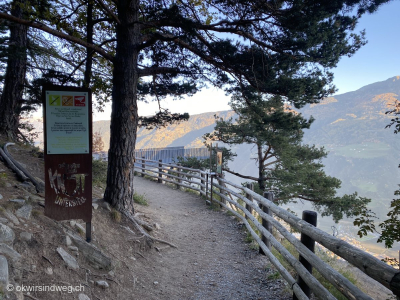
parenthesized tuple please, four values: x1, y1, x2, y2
(86, 222, 92, 243)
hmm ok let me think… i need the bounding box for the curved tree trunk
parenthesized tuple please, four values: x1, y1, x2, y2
(103, 0, 140, 213)
(0, 0, 28, 140)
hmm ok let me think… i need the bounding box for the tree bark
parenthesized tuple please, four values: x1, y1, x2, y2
(103, 0, 139, 213)
(0, 0, 28, 140)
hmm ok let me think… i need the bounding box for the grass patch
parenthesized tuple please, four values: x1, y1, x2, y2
(183, 187, 200, 196)
(244, 231, 259, 250)
(268, 271, 281, 280)
(76, 226, 85, 237)
(31, 209, 42, 217)
(270, 237, 362, 299)
(208, 200, 221, 211)
(313, 250, 358, 300)
(2, 201, 22, 211)
(0, 173, 8, 188)
(111, 209, 122, 223)
(133, 193, 148, 206)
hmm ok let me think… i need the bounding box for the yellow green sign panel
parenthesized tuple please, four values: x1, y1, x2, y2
(46, 91, 89, 154)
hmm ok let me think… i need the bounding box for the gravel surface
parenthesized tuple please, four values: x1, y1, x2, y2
(133, 176, 292, 300)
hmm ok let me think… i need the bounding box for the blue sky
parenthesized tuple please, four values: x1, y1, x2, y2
(332, 0, 400, 95)
(91, 1, 400, 121)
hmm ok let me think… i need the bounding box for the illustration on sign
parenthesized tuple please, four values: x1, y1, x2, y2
(46, 91, 89, 154)
(48, 163, 89, 207)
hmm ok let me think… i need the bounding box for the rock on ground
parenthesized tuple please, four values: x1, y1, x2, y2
(56, 247, 79, 270)
(0, 223, 15, 244)
(0, 255, 8, 287)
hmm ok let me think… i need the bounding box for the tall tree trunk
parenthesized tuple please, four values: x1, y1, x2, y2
(0, 0, 28, 140)
(103, 0, 139, 213)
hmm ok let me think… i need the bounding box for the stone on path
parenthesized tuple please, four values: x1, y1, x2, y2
(0, 218, 9, 225)
(0, 255, 8, 288)
(56, 247, 79, 270)
(9, 199, 25, 205)
(20, 232, 32, 242)
(3, 210, 19, 225)
(0, 194, 2, 200)
(0, 243, 21, 262)
(66, 232, 112, 270)
(18, 182, 36, 193)
(15, 205, 32, 220)
(96, 280, 109, 289)
(66, 235, 72, 246)
(0, 223, 15, 244)
(78, 294, 91, 300)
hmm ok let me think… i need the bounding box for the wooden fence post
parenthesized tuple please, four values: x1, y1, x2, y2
(200, 169, 205, 194)
(245, 183, 253, 220)
(210, 174, 214, 205)
(217, 173, 226, 206)
(293, 210, 317, 300)
(176, 163, 182, 190)
(259, 191, 273, 255)
(158, 160, 162, 183)
(141, 156, 145, 177)
(205, 173, 209, 205)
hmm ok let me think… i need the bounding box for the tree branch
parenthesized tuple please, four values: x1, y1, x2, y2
(94, 0, 120, 25)
(93, 17, 115, 25)
(0, 12, 114, 62)
(138, 67, 180, 77)
(222, 168, 259, 181)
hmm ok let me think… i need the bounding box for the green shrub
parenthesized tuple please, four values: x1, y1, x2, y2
(133, 193, 148, 206)
(92, 159, 108, 186)
(111, 209, 122, 223)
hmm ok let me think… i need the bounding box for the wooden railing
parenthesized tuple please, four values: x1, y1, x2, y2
(134, 158, 400, 300)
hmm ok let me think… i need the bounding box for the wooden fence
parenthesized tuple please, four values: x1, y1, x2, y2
(134, 157, 400, 300)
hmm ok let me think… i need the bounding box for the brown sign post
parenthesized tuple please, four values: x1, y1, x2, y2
(43, 85, 92, 241)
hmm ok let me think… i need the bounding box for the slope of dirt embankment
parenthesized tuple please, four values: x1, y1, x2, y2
(0, 138, 290, 300)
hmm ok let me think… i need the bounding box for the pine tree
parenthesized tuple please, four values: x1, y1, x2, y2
(0, 0, 390, 215)
(206, 94, 370, 221)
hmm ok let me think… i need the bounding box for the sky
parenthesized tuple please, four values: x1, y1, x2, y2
(88, 1, 400, 121)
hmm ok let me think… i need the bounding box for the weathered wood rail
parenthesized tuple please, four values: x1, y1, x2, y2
(134, 158, 400, 300)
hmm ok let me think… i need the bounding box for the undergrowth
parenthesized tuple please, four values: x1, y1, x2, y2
(111, 209, 122, 222)
(270, 238, 359, 300)
(133, 193, 148, 206)
(92, 159, 108, 186)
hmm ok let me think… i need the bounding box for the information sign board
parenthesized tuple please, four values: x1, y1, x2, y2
(45, 90, 90, 154)
(43, 85, 92, 222)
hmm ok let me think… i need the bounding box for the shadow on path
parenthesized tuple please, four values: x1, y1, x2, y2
(132, 176, 291, 300)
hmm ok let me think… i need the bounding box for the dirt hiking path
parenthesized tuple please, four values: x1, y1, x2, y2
(131, 176, 291, 300)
